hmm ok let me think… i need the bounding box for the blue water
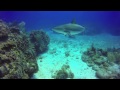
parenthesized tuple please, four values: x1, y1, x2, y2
(1, 11, 120, 79)
(0, 11, 120, 35)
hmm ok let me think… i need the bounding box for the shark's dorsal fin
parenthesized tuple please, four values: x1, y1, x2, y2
(71, 19, 76, 24)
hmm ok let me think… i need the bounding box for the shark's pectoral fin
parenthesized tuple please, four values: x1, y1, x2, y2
(64, 30, 74, 38)
(64, 30, 71, 36)
(64, 31, 75, 38)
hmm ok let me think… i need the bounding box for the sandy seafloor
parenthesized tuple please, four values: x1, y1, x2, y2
(32, 29, 120, 79)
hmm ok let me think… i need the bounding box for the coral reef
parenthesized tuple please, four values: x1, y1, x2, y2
(0, 20, 9, 42)
(96, 64, 120, 79)
(18, 21, 26, 33)
(82, 44, 120, 79)
(52, 64, 74, 79)
(82, 44, 108, 66)
(30, 30, 50, 55)
(0, 20, 50, 79)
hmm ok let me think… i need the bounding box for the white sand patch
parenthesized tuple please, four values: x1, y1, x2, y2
(33, 32, 120, 79)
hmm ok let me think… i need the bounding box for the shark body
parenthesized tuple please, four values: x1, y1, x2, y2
(52, 21, 85, 36)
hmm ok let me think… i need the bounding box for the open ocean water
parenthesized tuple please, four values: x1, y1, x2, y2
(0, 11, 120, 79)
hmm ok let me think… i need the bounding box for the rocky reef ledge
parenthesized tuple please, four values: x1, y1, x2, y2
(82, 44, 120, 79)
(0, 20, 50, 79)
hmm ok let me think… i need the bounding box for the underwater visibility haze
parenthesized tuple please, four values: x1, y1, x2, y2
(0, 11, 120, 79)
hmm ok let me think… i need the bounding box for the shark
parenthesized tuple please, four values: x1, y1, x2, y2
(52, 19, 85, 37)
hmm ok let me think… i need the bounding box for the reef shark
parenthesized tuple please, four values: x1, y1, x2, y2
(52, 20, 85, 36)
